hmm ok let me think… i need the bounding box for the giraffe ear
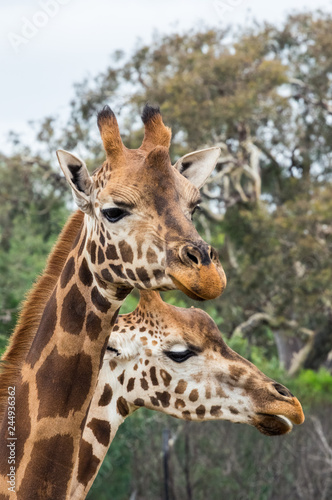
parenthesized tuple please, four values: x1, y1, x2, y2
(56, 149, 93, 214)
(174, 147, 221, 189)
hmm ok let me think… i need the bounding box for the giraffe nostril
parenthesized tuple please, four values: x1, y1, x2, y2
(180, 244, 209, 267)
(273, 383, 293, 398)
(209, 249, 214, 260)
(187, 251, 199, 265)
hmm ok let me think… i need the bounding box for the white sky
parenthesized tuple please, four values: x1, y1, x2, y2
(1, 0, 332, 151)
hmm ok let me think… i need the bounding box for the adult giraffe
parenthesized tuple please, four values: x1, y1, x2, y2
(70, 291, 304, 499)
(0, 105, 226, 499)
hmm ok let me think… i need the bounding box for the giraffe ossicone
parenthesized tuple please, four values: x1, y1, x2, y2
(71, 290, 304, 499)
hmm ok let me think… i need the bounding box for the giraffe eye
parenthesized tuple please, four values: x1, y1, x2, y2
(191, 205, 201, 220)
(102, 207, 129, 223)
(106, 346, 119, 355)
(165, 350, 197, 363)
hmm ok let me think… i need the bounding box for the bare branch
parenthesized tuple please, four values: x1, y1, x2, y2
(232, 313, 273, 338)
(200, 203, 224, 223)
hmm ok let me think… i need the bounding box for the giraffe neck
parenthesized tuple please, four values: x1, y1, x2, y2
(70, 354, 132, 500)
(0, 216, 131, 500)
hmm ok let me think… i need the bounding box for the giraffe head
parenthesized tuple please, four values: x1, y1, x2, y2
(56, 105, 226, 301)
(103, 291, 304, 436)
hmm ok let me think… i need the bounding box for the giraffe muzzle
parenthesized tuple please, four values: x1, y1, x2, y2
(165, 243, 226, 300)
(253, 395, 305, 436)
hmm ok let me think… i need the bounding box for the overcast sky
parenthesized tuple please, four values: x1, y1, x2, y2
(1, 0, 332, 151)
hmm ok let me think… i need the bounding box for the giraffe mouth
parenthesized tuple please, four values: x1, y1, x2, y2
(254, 413, 296, 436)
(168, 275, 205, 301)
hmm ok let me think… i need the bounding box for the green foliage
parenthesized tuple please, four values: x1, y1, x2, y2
(228, 335, 332, 405)
(295, 369, 332, 402)
(0, 151, 70, 336)
(218, 186, 332, 338)
(119, 290, 140, 315)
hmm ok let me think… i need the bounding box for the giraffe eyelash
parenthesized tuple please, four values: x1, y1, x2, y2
(191, 205, 201, 219)
(164, 349, 197, 363)
(106, 346, 120, 355)
(102, 207, 130, 223)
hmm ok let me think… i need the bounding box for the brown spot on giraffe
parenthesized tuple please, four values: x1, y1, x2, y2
(147, 247, 158, 264)
(106, 244, 118, 261)
(140, 378, 149, 390)
(117, 397, 130, 416)
(127, 378, 135, 392)
(90, 240, 97, 264)
(117, 370, 125, 385)
(160, 369, 172, 387)
(196, 405, 206, 419)
(175, 380, 187, 394)
(95, 272, 108, 289)
(77, 440, 101, 487)
(101, 268, 114, 283)
(61, 256, 75, 288)
(189, 389, 199, 402)
(118, 240, 134, 264)
(91, 286, 111, 313)
(175, 399, 186, 410)
(19, 435, 74, 498)
(86, 311, 102, 341)
(150, 396, 160, 406)
(210, 406, 223, 417)
(136, 267, 151, 287)
(87, 418, 111, 447)
(79, 257, 93, 287)
(99, 232, 105, 246)
(98, 384, 113, 406)
(155, 391, 171, 408)
(78, 227, 87, 257)
(229, 406, 240, 415)
(126, 268, 136, 281)
(60, 284, 86, 335)
(36, 347, 93, 419)
(98, 246, 105, 265)
(109, 263, 126, 280)
(26, 287, 58, 369)
(134, 398, 145, 407)
(229, 365, 247, 381)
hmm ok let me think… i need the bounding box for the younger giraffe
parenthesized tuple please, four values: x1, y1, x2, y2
(70, 291, 304, 499)
(0, 105, 226, 499)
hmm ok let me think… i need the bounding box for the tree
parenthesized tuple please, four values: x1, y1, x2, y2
(0, 144, 70, 337)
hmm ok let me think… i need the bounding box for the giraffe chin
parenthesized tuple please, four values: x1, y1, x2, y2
(168, 276, 205, 301)
(254, 414, 295, 436)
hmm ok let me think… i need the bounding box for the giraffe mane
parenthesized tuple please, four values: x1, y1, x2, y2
(0, 209, 84, 422)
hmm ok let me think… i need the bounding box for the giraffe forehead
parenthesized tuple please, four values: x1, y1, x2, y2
(96, 160, 199, 210)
